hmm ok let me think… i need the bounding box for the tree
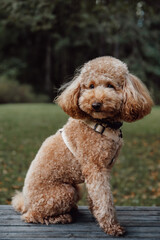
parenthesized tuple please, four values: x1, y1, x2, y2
(0, 0, 159, 103)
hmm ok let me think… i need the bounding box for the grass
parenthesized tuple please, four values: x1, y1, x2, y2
(0, 104, 160, 206)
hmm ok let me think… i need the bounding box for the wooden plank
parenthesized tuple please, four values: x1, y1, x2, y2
(0, 237, 159, 240)
(1, 210, 160, 217)
(1, 231, 160, 238)
(0, 214, 159, 221)
(0, 225, 160, 233)
(8, 210, 160, 217)
(0, 206, 160, 239)
(0, 220, 159, 227)
(1, 205, 160, 211)
(0, 212, 159, 219)
(115, 206, 160, 211)
(0, 214, 159, 223)
(0, 216, 160, 223)
(1, 206, 160, 218)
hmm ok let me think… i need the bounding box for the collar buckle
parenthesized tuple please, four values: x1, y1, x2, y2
(94, 123, 106, 135)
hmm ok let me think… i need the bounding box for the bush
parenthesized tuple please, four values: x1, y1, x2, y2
(0, 76, 49, 103)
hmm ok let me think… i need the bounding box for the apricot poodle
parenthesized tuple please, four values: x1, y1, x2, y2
(12, 56, 153, 236)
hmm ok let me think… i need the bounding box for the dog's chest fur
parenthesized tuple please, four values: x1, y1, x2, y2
(24, 118, 123, 190)
(63, 118, 123, 170)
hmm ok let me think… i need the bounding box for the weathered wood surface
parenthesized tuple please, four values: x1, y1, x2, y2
(0, 205, 160, 239)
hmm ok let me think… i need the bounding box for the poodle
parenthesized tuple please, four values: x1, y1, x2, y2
(12, 56, 153, 236)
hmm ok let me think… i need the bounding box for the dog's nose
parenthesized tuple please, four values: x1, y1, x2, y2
(92, 102, 102, 111)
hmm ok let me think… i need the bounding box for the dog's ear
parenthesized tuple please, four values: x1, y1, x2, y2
(56, 76, 85, 119)
(121, 74, 153, 122)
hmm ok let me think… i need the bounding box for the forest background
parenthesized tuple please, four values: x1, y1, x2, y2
(0, 0, 160, 104)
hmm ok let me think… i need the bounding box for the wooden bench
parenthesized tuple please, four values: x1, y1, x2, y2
(0, 205, 160, 239)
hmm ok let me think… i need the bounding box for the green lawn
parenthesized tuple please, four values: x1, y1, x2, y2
(0, 104, 160, 206)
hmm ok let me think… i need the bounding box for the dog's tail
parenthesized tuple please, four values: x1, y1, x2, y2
(12, 191, 25, 213)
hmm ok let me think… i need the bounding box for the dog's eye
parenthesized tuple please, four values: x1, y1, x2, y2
(107, 84, 115, 89)
(89, 84, 94, 89)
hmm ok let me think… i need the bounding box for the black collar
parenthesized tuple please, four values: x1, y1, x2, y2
(95, 119, 123, 130)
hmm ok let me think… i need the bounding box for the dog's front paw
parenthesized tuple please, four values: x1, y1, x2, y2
(104, 224, 125, 236)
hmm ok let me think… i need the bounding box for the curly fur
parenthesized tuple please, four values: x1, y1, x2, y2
(12, 56, 153, 236)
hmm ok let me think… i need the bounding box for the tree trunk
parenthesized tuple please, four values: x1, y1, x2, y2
(45, 36, 52, 98)
(113, 41, 119, 58)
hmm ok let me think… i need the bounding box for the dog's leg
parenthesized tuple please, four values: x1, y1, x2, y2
(83, 165, 125, 236)
(22, 183, 79, 224)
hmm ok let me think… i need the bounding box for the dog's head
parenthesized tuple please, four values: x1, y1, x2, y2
(56, 56, 153, 122)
